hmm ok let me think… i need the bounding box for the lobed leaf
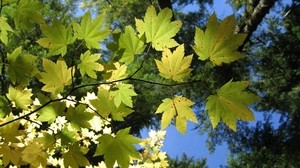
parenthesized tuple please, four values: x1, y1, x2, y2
(135, 5, 182, 51)
(206, 80, 260, 131)
(192, 13, 247, 65)
(155, 44, 192, 82)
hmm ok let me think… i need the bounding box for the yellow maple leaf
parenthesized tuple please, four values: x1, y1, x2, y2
(155, 44, 192, 82)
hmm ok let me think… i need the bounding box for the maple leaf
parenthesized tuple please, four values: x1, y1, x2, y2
(95, 128, 141, 168)
(73, 11, 110, 49)
(0, 96, 11, 118)
(110, 83, 137, 108)
(62, 142, 90, 168)
(108, 26, 145, 64)
(58, 127, 78, 146)
(37, 59, 74, 94)
(66, 104, 93, 130)
(135, 5, 182, 51)
(156, 96, 197, 134)
(37, 101, 65, 123)
(107, 62, 128, 81)
(21, 142, 48, 168)
(206, 80, 260, 131)
(14, 0, 44, 30)
(90, 88, 133, 121)
(155, 44, 193, 82)
(192, 13, 247, 66)
(6, 86, 32, 110)
(0, 143, 23, 167)
(0, 16, 13, 45)
(7, 47, 38, 86)
(78, 50, 104, 79)
(0, 115, 22, 143)
(37, 20, 74, 56)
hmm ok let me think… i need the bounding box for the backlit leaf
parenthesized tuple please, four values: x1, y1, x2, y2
(66, 104, 93, 130)
(7, 47, 38, 86)
(116, 26, 145, 64)
(110, 83, 137, 108)
(37, 59, 74, 94)
(156, 96, 197, 134)
(37, 101, 66, 123)
(6, 86, 32, 110)
(14, 0, 44, 30)
(155, 44, 192, 82)
(0, 115, 22, 143)
(62, 142, 90, 168)
(78, 50, 104, 79)
(0, 16, 13, 45)
(107, 62, 128, 81)
(90, 88, 133, 121)
(135, 6, 182, 50)
(192, 13, 247, 65)
(0, 143, 22, 166)
(21, 142, 48, 168)
(73, 11, 109, 49)
(37, 20, 74, 56)
(206, 80, 260, 131)
(95, 128, 141, 168)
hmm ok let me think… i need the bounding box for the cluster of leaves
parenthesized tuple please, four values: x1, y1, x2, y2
(0, 1, 259, 167)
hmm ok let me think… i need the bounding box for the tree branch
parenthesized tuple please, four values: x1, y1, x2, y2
(238, 0, 276, 49)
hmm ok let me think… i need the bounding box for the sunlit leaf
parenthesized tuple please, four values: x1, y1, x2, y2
(192, 13, 247, 65)
(21, 142, 48, 168)
(206, 80, 260, 131)
(0, 143, 22, 167)
(7, 47, 38, 86)
(37, 20, 74, 56)
(62, 142, 90, 168)
(110, 83, 137, 108)
(37, 101, 65, 123)
(135, 5, 182, 50)
(156, 96, 197, 134)
(0, 115, 22, 143)
(14, 0, 44, 30)
(107, 62, 128, 81)
(95, 128, 141, 168)
(6, 86, 32, 110)
(0, 16, 13, 45)
(66, 104, 93, 130)
(73, 11, 109, 49)
(37, 59, 74, 94)
(155, 44, 192, 82)
(78, 50, 104, 79)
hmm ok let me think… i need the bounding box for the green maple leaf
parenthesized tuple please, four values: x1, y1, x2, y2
(206, 80, 260, 131)
(6, 86, 32, 110)
(58, 127, 78, 146)
(78, 50, 104, 79)
(37, 20, 74, 56)
(135, 5, 182, 51)
(192, 13, 247, 66)
(21, 142, 48, 168)
(14, 0, 44, 30)
(109, 26, 145, 64)
(156, 96, 197, 134)
(62, 142, 89, 168)
(7, 47, 38, 86)
(0, 144, 22, 167)
(95, 128, 141, 168)
(37, 59, 74, 94)
(110, 83, 137, 108)
(0, 115, 22, 143)
(90, 88, 133, 121)
(0, 96, 11, 118)
(73, 11, 110, 49)
(35, 132, 56, 150)
(66, 104, 93, 130)
(37, 101, 65, 123)
(155, 44, 193, 82)
(107, 62, 128, 81)
(0, 16, 13, 45)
